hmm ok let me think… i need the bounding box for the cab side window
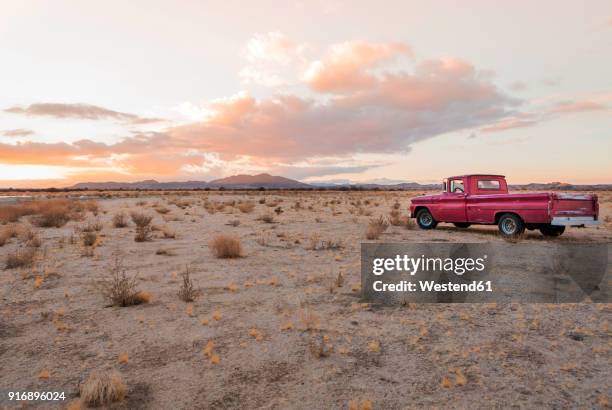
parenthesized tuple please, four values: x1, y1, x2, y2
(477, 180, 501, 190)
(450, 179, 464, 193)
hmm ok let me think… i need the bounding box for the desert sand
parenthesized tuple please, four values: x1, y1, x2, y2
(1, 190, 611, 409)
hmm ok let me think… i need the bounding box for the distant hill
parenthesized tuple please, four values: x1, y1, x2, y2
(208, 173, 311, 189)
(69, 174, 311, 190)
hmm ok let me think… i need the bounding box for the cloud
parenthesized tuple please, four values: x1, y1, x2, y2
(4, 103, 164, 124)
(239, 31, 309, 87)
(481, 98, 608, 133)
(1, 128, 34, 137)
(1, 39, 520, 181)
(549, 100, 607, 113)
(303, 41, 412, 93)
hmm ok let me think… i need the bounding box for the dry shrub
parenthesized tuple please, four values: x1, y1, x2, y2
(112, 212, 128, 228)
(155, 206, 170, 214)
(403, 216, 416, 230)
(0, 226, 15, 246)
(178, 265, 197, 302)
(102, 252, 147, 307)
(335, 271, 344, 288)
(389, 209, 402, 226)
(237, 202, 255, 213)
(365, 216, 388, 240)
(5, 246, 37, 269)
(155, 248, 175, 256)
(79, 370, 127, 407)
(209, 235, 242, 258)
(307, 234, 343, 250)
(257, 213, 275, 223)
(161, 226, 176, 239)
(131, 212, 153, 242)
(0, 200, 46, 223)
(79, 219, 103, 232)
(33, 199, 73, 228)
(0, 232, 9, 247)
(82, 231, 98, 247)
(309, 334, 333, 358)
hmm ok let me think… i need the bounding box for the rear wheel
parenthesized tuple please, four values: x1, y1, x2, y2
(540, 225, 565, 237)
(497, 213, 525, 237)
(416, 209, 438, 230)
(453, 222, 471, 228)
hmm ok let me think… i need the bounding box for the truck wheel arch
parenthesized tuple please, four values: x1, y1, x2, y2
(494, 211, 524, 225)
(413, 205, 429, 217)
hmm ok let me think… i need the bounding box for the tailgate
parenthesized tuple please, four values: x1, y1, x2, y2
(550, 193, 599, 224)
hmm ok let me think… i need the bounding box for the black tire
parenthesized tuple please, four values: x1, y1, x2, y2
(453, 222, 471, 228)
(416, 209, 438, 230)
(539, 225, 565, 237)
(497, 213, 525, 237)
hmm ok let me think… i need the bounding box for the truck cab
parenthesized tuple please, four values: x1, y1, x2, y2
(410, 174, 599, 237)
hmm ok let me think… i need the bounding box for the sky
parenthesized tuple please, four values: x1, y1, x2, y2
(1, 0, 611, 188)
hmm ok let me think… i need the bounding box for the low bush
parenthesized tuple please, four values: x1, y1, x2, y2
(5, 246, 37, 269)
(79, 370, 127, 407)
(209, 235, 242, 258)
(131, 212, 153, 242)
(366, 216, 389, 240)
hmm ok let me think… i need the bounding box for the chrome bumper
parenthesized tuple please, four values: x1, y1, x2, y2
(551, 216, 600, 226)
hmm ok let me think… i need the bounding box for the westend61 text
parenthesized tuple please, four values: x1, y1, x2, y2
(372, 280, 493, 293)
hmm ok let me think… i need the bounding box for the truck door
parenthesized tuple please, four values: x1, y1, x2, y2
(437, 178, 467, 222)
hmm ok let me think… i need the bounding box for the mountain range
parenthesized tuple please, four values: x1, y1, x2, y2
(65, 174, 612, 191)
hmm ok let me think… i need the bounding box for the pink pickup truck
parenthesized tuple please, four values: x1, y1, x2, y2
(409, 174, 599, 237)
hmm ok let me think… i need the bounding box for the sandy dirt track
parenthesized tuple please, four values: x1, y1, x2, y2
(1, 191, 611, 409)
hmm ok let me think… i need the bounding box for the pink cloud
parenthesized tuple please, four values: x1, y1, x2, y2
(304, 41, 412, 93)
(1, 128, 34, 137)
(5, 103, 164, 124)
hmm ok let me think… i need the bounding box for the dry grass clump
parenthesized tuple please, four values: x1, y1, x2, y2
(155, 205, 170, 214)
(389, 209, 416, 229)
(5, 246, 37, 269)
(32, 199, 74, 228)
(131, 212, 153, 242)
(161, 226, 176, 239)
(307, 233, 343, 250)
(309, 334, 333, 358)
(0, 203, 34, 223)
(79, 370, 127, 407)
(365, 216, 389, 239)
(0, 225, 19, 246)
(178, 265, 198, 302)
(257, 213, 275, 223)
(81, 231, 98, 248)
(112, 211, 129, 228)
(0, 199, 97, 226)
(209, 235, 242, 258)
(79, 219, 103, 232)
(237, 201, 255, 213)
(102, 252, 148, 307)
(155, 248, 175, 256)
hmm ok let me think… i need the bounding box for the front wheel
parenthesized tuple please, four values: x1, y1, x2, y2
(498, 213, 525, 237)
(540, 225, 565, 237)
(416, 209, 438, 230)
